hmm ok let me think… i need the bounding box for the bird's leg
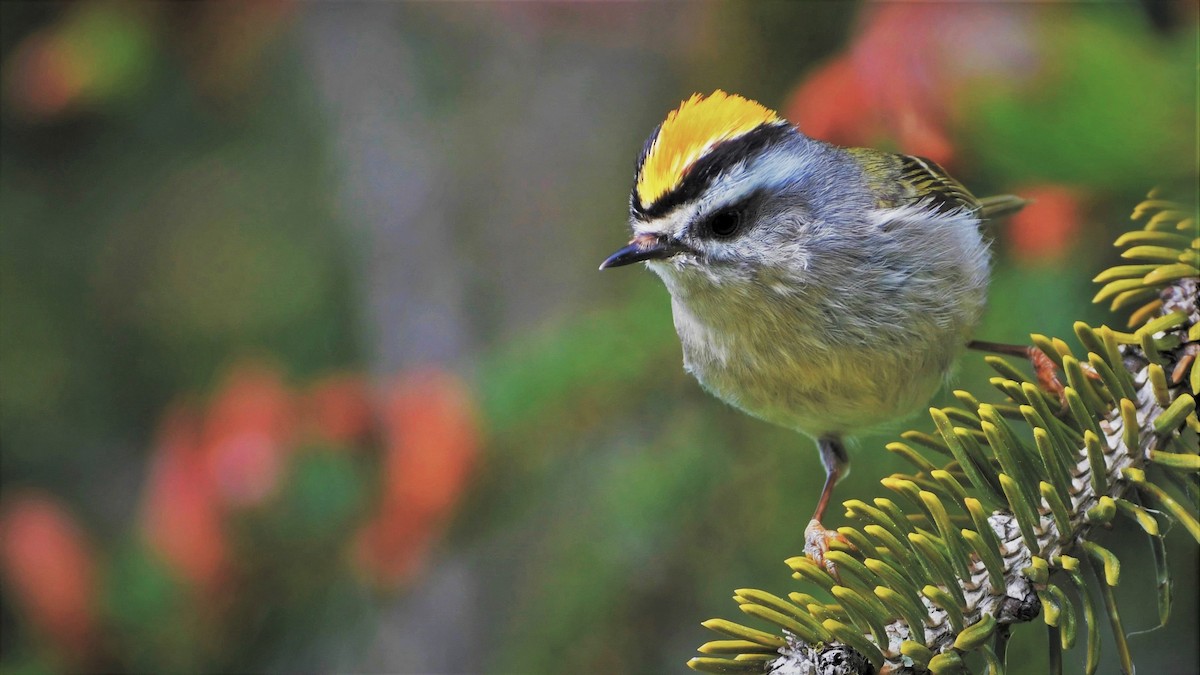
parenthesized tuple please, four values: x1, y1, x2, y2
(804, 435, 850, 575)
(967, 339, 1099, 411)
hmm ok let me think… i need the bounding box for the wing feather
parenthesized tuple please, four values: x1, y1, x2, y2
(896, 155, 981, 215)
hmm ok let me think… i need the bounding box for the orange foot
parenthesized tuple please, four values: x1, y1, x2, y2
(804, 518, 850, 579)
(1029, 347, 1100, 413)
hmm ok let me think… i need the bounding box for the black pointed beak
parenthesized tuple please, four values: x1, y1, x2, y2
(599, 234, 689, 270)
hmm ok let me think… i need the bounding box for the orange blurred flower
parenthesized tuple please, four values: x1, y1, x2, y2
(140, 402, 230, 592)
(0, 492, 98, 660)
(354, 509, 439, 589)
(302, 373, 375, 447)
(140, 361, 298, 589)
(785, 55, 874, 150)
(1005, 185, 1084, 264)
(382, 370, 479, 517)
(2, 31, 90, 119)
(354, 369, 479, 588)
(786, 3, 1037, 166)
(139, 360, 478, 592)
(1, 3, 156, 121)
(201, 362, 294, 508)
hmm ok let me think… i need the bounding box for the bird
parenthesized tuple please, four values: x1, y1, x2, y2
(599, 90, 1028, 563)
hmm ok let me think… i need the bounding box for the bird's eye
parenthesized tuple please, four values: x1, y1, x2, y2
(706, 207, 743, 239)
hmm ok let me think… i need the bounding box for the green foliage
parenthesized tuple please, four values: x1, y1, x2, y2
(103, 542, 208, 673)
(251, 449, 369, 546)
(688, 193, 1199, 674)
(479, 289, 677, 438)
(969, 17, 1196, 188)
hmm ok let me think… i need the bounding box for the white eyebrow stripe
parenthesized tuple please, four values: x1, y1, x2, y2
(630, 136, 814, 238)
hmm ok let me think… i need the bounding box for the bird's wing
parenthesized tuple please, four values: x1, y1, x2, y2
(848, 148, 1026, 222)
(894, 154, 981, 215)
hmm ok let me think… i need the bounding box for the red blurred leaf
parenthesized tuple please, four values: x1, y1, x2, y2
(0, 492, 98, 659)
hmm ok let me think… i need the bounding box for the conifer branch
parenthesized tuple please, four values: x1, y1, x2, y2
(688, 192, 1199, 675)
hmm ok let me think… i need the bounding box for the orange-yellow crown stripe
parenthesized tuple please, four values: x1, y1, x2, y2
(636, 91, 781, 207)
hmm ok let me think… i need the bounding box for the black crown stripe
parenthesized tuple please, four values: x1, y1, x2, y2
(631, 121, 794, 220)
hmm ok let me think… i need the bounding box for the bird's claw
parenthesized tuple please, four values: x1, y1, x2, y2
(1029, 346, 1099, 414)
(804, 518, 850, 578)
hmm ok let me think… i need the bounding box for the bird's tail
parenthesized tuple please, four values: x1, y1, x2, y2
(978, 194, 1029, 220)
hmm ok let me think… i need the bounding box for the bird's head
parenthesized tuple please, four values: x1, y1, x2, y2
(600, 91, 848, 290)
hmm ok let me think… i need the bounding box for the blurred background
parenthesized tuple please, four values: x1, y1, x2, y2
(0, 2, 1196, 673)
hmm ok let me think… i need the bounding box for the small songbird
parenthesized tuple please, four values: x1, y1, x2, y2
(600, 91, 1026, 559)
